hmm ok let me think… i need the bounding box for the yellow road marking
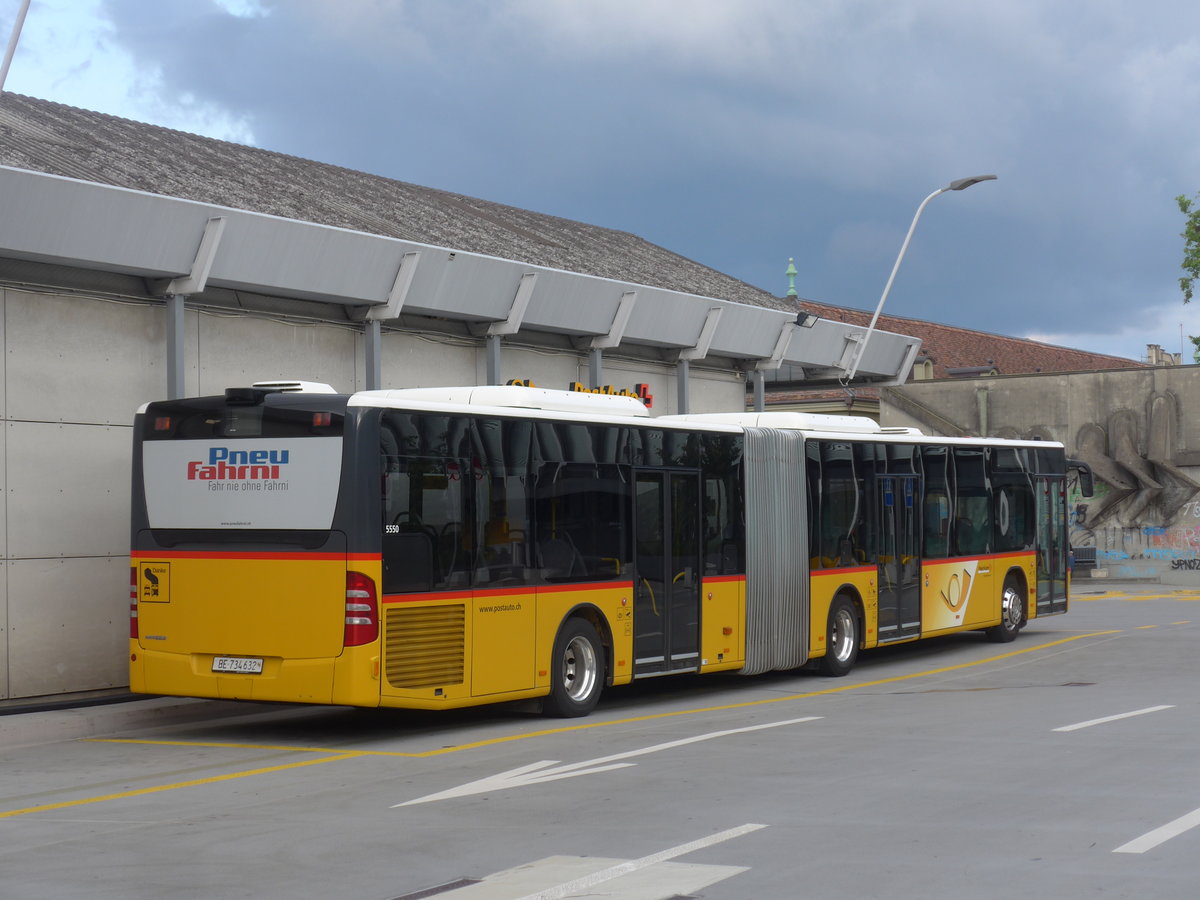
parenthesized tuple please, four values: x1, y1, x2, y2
(0, 753, 357, 820)
(1126, 594, 1200, 602)
(1071, 592, 1200, 603)
(90, 630, 1125, 760)
(397, 629, 1127, 757)
(88, 738, 389, 755)
(0, 628, 1130, 819)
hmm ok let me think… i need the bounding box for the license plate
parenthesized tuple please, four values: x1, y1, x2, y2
(212, 656, 264, 674)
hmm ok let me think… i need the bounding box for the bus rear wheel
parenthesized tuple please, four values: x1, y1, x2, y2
(986, 575, 1026, 643)
(544, 618, 605, 717)
(819, 595, 859, 677)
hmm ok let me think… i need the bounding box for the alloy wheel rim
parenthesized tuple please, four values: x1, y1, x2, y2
(832, 608, 855, 662)
(563, 635, 597, 701)
(1002, 586, 1023, 629)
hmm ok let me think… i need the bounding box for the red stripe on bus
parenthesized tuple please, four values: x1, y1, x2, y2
(383, 589, 474, 604)
(925, 551, 1037, 564)
(382, 580, 635, 605)
(812, 552, 1036, 575)
(703, 574, 746, 584)
(814, 565, 875, 575)
(537, 580, 633, 593)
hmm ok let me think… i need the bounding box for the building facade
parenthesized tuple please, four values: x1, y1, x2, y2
(882, 367, 1200, 585)
(0, 279, 754, 700)
(0, 94, 918, 700)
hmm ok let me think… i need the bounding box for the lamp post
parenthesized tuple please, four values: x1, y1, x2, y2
(0, 0, 32, 93)
(842, 174, 996, 383)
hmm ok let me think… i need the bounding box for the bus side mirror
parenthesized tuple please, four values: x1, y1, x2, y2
(1067, 459, 1094, 498)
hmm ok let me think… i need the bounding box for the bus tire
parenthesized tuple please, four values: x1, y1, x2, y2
(819, 595, 859, 677)
(986, 574, 1026, 643)
(544, 618, 605, 717)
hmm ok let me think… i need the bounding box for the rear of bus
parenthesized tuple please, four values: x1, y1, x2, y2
(129, 384, 382, 706)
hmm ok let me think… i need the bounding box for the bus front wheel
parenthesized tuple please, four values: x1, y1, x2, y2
(545, 618, 605, 717)
(986, 575, 1026, 643)
(819, 595, 859, 677)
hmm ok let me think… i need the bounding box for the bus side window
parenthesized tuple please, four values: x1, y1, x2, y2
(379, 412, 475, 592)
(383, 531, 434, 593)
(924, 493, 950, 558)
(952, 447, 991, 556)
(475, 417, 532, 586)
(703, 474, 741, 575)
(533, 461, 630, 583)
(381, 459, 440, 594)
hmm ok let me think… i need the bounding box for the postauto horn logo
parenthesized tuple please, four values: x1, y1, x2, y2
(186, 447, 290, 481)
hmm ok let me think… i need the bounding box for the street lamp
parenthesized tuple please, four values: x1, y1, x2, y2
(842, 174, 997, 382)
(0, 0, 32, 93)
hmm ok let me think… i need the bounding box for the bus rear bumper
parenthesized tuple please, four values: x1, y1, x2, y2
(130, 643, 339, 704)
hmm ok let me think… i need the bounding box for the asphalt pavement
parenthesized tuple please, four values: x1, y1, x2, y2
(0, 576, 1169, 752)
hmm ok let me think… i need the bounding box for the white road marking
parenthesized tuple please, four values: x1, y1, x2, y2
(510, 823, 767, 900)
(1114, 806, 1200, 854)
(1053, 705, 1174, 732)
(435, 857, 748, 900)
(394, 717, 821, 806)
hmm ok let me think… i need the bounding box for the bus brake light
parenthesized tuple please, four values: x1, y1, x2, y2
(344, 572, 379, 647)
(129, 566, 139, 639)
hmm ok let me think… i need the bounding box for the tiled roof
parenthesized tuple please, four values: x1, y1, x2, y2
(796, 299, 1144, 376)
(0, 93, 1153, 386)
(765, 300, 1149, 409)
(0, 92, 790, 313)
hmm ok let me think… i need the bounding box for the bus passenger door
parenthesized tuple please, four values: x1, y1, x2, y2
(1036, 477, 1068, 614)
(877, 475, 921, 641)
(633, 470, 702, 676)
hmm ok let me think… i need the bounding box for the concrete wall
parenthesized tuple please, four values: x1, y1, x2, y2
(882, 366, 1200, 586)
(0, 285, 743, 700)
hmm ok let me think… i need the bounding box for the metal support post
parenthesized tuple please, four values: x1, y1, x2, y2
(166, 293, 186, 399)
(366, 320, 382, 390)
(589, 347, 603, 389)
(486, 334, 502, 385)
(677, 359, 691, 414)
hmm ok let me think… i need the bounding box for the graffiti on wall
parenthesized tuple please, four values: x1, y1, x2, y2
(1068, 391, 1200, 575)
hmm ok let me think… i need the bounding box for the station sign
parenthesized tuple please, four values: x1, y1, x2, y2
(507, 378, 653, 408)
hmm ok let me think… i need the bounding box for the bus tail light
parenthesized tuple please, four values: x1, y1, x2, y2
(344, 572, 379, 647)
(129, 566, 139, 639)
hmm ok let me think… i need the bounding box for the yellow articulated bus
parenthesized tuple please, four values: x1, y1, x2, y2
(130, 381, 1091, 717)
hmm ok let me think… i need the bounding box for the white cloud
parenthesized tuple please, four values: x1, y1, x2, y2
(271, 0, 438, 62)
(6, 0, 1200, 360)
(504, 0, 796, 71)
(2, 0, 255, 142)
(212, 0, 268, 17)
(1025, 292, 1200, 363)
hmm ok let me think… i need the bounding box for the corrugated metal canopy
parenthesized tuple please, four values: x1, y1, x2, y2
(0, 164, 919, 384)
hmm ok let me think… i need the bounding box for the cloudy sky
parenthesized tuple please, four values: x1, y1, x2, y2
(4, 0, 1200, 362)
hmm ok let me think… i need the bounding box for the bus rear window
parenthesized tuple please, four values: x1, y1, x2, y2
(143, 398, 344, 440)
(139, 396, 346, 531)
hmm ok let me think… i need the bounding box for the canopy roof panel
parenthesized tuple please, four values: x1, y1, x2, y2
(0, 164, 919, 385)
